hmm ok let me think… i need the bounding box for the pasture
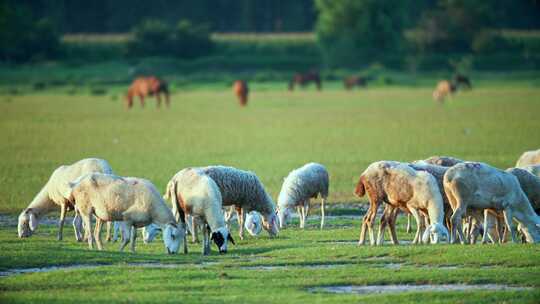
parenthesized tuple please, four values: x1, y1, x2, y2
(1, 82, 540, 302)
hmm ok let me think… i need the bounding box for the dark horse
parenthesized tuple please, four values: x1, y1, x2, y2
(453, 74, 472, 90)
(233, 80, 249, 107)
(126, 76, 170, 109)
(289, 71, 322, 91)
(343, 76, 368, 90)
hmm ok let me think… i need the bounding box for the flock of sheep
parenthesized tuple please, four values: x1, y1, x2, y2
(17, 149, 540, 255)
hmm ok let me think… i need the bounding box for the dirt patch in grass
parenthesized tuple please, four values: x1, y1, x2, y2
(310, 284, 532, 295)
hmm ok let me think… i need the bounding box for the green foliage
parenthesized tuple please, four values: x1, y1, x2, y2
(127, 19, 214, 59)
(315, 0, 408, 67)
(0, 3, 60, 62)
(411, 0, 493, 53)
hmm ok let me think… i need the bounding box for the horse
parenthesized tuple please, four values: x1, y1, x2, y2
(453, 74, 472, 90)
(126, 76, 170, 109)
(343, 76, 368, 90)
(233, 80, 249, 107)
(289, 71, 322, 91)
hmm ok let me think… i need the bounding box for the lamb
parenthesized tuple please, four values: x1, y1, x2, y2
(277, 163, 329, 229)
(516, 149, 540, 168)
(164, 168, 235, 255)
(244, 211, 263, 236)
(355, 161, 449, 245)
(199, 165, 279, 239)
(18, 158, 113, 241)
(67, 173, 183, 253)
(444, 162, 540, 243)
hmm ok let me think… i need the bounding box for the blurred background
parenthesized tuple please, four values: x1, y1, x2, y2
(1, 0, 539, 88)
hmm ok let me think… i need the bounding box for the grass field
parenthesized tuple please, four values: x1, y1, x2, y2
(1, 83, 539, 302)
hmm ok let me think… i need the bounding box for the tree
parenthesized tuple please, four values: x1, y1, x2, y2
(315, 0, 408, 67)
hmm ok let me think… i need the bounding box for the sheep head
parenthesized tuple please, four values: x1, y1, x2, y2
(261, 212, 279, 237)
(163, 223, 183, 254)
(246, 211, 264, 237)
(422, 223, 450, 244)
(18, 208, 37, 238)
(211, 226, 234, 254)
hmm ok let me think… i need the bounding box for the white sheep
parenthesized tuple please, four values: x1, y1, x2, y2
(277, 163, 329, 229)
(444, 162, 540, 243)
(18, 158, 113, 241)
(200, 165, 279, 239)
(67, 173, 183, 253)
(516, 149, 540, 168)
(164, 168, 235, 255)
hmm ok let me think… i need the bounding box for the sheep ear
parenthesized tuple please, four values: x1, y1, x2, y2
(227, 234, 235, 245)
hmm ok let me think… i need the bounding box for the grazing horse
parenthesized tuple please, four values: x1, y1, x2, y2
(126, 76, 170, 109)
(453, 74, 472, 90)
(289, 71, 322, 91)
(233, 80, 249, 107)
(343, 76, 368, 90)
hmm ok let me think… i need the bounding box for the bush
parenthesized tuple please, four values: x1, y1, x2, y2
(127, 19, 214, 59)
(0, 4, 60, 62)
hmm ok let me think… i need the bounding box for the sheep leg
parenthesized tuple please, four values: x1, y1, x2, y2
(410, 208, 422, 244)
(119, 223, 131, 252)
(298, 206, 305, 229)
(450, 207, 466, 244)
(502, 209, 516, 243)
(129, 225, 137, 253)
(376, 205, 391, 246)
(406, 213, 412, 234)
(202, 224, 210, 255)
(94, 218, 104, 251)
(388, 207, 400, 245)
(57, 203, 66, 241)
(482, 210, 490, 244)
(105, 221, 112, 242)
(237, 207, 245, 240)
(83, 213, 94, 250)
(112, 222, 120, 242)
(296, 206, 302, 228)
(73, 209, 83, 242)
(320, 197, 326, 230)
(304, 200, 310, 228)
(191, 216, 199, 243)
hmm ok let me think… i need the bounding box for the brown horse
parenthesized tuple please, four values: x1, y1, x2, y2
(343, 76, 368, 90)
(126, 76, 169, 109)
(289, 71, 322, 91)
(233, 80, 249, 107)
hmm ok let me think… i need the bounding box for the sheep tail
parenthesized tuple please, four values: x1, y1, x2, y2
(354, 175, 366, 197)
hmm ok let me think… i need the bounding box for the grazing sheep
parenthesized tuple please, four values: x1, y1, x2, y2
(277, 163, 329, 229)
(233, 80, 249, 107)
(200, 165, 279, 240)
(444, 162, 540, 243)
(68, 173, 183, 253)
(432, 80, 456, 103)
(126, 76, 169, 109)
(506, 168, 540, 212)
(18, 158, 113, 241)
(244, 211, 263, 236)
(355, 161, 449, 245)
(164, 168, 235, 255)
(516, 149, 540, 168)
(421, 156, 464, 167)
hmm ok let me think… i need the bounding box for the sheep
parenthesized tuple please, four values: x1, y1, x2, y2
(355, 161, 449, 245)
(164, 168, 235, 255)
(432, 80, 456, 103)
(67, 173, 183, 253)
(506, 167, 540, 212)
(18, 158, 113, 241)
(444, 162, 540, 244)
(420, 156, 464, 167)
(244, 211, 263, 236)
(277, 163, 329, 229)
(516, 149, 540, 168)
(199, 165, 279, 240)
(233, 80, 249, 107)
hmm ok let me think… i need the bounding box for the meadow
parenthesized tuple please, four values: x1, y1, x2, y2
(0, 81, 539, 302)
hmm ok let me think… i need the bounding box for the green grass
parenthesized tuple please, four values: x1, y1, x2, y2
(0, 83, 539, 302)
